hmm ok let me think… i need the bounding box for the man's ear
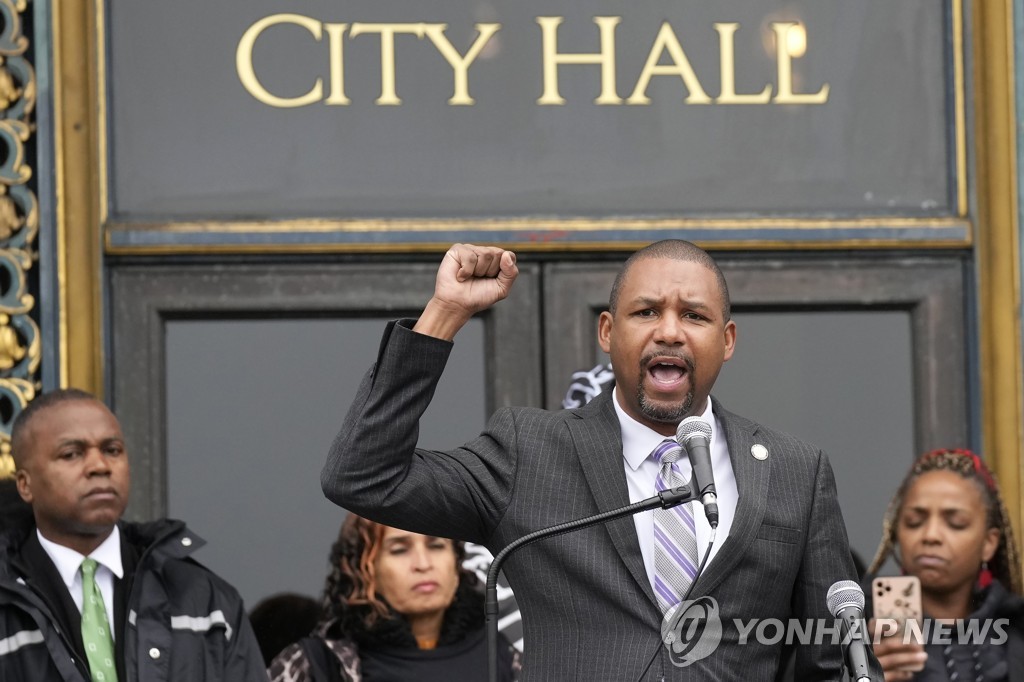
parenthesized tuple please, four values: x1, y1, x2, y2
(722, 320, 737, 362)
(15, 469, 32, 504)
(598, 310, 613, 354)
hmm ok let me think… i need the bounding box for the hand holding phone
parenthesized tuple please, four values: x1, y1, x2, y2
(870, 576, 927, 677)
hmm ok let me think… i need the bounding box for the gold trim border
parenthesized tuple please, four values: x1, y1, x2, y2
(96, 0, 108, 227)
(973, 0, 1023, 557)
(105, 238, 974, 257)
(105, 217, 972, 256)
(103, 216, 973, 256)
(106, 215, 971, 235)
(52, 0, 67, 387)
(54, 0, 104, 395)
(953, 0, 968, 216)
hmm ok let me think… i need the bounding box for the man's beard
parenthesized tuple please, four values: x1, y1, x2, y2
(635, 353, 696, 424)
(637, 386, 694, 424)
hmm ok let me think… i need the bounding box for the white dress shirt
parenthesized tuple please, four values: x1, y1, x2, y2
(613, 388, 738, 593)
(37, 526, 124, 638)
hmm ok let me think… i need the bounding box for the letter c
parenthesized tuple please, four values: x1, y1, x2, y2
(237, 14, 324, 108)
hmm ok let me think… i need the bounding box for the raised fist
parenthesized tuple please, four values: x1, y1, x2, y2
(414, 244, 518, 340)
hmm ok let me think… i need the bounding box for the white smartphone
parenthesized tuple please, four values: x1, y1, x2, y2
(872, 575, 923, 622)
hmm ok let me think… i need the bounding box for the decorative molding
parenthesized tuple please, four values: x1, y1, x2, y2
(103, 216, 974, 256)
(0, 0, 38, 478)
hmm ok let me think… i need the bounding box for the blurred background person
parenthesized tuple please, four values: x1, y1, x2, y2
(269, 514, 518, 681)
(250, 592, 321, 667)
(0, 477, 32, 532)
(867, 448, 1024, 681)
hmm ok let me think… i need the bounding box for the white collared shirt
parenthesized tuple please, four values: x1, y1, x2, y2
(613, 388, 738, 593)
(37, 526, 123, 638)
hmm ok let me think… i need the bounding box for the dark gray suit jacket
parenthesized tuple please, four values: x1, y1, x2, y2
(323, 320, 870, 681)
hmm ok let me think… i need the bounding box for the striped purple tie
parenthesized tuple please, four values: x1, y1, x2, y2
(652, 439, 698, 613)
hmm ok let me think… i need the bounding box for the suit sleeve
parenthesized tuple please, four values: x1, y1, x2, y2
(321, 320, 518, 545)
(791, 451, 883, 681)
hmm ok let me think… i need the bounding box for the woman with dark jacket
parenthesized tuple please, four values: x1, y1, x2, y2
(270, 514, 519, 681)
(866, 448, 1024, 681)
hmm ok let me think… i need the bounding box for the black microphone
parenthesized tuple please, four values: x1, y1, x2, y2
(676, 417, 718, 528)
(827, 580, 873, 682)
(485, 485, 698, 682)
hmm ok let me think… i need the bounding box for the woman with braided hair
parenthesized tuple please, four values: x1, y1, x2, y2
(867, 448, 1024, 681)
(269, 514, 519, 681)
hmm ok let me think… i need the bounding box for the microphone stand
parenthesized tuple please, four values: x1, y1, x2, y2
(485, 485, 698, 682)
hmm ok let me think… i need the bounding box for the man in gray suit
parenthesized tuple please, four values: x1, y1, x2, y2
(323, 241, 875, 680)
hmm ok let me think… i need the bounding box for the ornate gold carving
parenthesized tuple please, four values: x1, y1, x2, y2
(0, 314, 26, 370)
(0, 66, 19, 110)
(0, 377, 34, 477)
(0, 1, 28, 58)
(0, 0, 37, 478)
(0, 452, 13, 479)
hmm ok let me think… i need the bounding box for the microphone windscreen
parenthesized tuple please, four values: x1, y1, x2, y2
(826, 580, 865, 617)
(676, 416, 712, 444)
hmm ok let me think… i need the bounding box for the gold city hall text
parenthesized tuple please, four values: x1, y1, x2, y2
(236, 15, 830, 107)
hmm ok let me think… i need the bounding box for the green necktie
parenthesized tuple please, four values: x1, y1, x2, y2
(80, 558, 119, 682)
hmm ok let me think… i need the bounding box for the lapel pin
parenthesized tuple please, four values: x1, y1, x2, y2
(751, 444, 768, 461)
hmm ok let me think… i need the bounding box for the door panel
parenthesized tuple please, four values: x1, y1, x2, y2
(108, 261, 541, 605)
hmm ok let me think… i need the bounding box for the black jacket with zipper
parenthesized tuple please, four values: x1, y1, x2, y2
(0, 517, 267, 681)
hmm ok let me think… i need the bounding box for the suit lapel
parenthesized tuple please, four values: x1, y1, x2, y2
(566, 393, 658, 608)
(689, 399, 770, 596)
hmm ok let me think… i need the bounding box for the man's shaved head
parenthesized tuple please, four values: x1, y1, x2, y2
(608, 240, 730, 320)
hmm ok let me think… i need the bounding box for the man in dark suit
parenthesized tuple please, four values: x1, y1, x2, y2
(0, 389, 267, 681)
(323, 241, 877, 680)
